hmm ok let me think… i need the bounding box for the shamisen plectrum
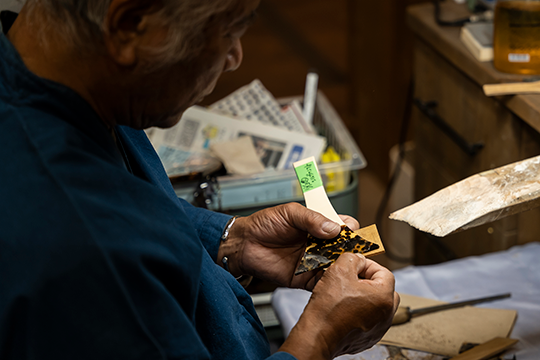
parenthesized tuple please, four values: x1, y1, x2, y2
(293, 156, 382, 275)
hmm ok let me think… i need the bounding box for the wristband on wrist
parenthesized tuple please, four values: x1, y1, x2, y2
(220, 216, 252, 287)
(220, 216, 239, 275)
(221, 215, 238, 241)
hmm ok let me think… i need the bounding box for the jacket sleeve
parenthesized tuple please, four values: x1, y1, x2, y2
(177, 197, 232, 261)
(267, 352, 298, 360)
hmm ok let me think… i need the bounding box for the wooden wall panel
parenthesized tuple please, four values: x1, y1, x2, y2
(348, 0, 428, 183)
(517, 123, 540, 246)
(412, 39, 523, 264)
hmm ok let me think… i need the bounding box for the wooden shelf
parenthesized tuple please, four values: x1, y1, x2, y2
(407, 2, 540, 133)
(407, 2, 540, 264)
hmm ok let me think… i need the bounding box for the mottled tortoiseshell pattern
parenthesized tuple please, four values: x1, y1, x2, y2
(295, 225, 379, 275)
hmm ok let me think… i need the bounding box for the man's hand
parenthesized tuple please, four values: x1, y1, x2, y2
(218, 202, 398, 359)
(218, 202, 358, 289)
(280, 253, 399, 360)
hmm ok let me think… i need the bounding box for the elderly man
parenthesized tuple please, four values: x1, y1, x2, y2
(0, 0, 399, 359)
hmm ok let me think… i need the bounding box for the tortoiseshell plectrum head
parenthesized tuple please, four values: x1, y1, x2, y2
(295, 225, 379, 275)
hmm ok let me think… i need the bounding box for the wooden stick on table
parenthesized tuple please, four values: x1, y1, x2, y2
(483, 80, 540, 96)
(448, 337, 518, 360)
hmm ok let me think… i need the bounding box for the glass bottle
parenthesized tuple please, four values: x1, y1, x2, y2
(493, 0, 540, 74)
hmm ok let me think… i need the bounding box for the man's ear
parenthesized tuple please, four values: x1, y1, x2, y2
(103, 0, 163, 67)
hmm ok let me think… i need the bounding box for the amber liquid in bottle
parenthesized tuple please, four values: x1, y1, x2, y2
(494, 1, 540, 74)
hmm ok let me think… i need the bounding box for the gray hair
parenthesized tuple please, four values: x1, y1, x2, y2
(25, 0, 239, 67)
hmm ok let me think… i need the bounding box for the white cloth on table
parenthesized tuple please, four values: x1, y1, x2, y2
(272, 242, 540, 359)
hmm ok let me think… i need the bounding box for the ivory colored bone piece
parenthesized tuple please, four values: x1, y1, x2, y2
(293, 156, 345, 225)
(390, 155, 540, 237)
(483, 80, 540, 96)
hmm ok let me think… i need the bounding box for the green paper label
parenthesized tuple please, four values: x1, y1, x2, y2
(295, 161, 323, 193)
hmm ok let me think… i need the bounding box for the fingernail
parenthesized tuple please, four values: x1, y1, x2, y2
(356, 253, 365, 260)
(322, 221, 340, 234)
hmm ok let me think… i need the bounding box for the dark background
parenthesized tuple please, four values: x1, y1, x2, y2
(202, 0, 428, 228)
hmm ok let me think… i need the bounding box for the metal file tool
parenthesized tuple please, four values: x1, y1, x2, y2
(392, 293, 512, 325)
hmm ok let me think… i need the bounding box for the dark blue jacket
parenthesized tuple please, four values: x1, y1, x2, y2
(0, 14, 294, 360)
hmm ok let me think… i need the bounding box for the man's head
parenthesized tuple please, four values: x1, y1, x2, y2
(15, 0, 259, 129)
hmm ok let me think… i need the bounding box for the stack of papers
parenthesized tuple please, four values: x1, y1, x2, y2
(380, 294, 517, 357)
(460, 22, 493, 62)
(147, 80, 326, 177)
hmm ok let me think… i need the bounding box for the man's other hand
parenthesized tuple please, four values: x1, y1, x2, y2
(280, 253, 399, 360)
(222, 202, 359, 289)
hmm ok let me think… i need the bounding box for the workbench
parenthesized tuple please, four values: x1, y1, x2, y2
(272, 242, 540, 359)
(407, 1, 540, 264)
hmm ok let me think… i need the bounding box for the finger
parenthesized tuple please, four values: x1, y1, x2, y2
(359, 258, 392, 280)
(280, 203, 341, 238)
(393, 292, 401, 313)
(290, 268, 316, 287)
(330, 252, 367, 280)
(358, 259, 396, 291)
(290, 266, 325, 290)
(339, 215, 359, 230)
(305, 269, 324, 290)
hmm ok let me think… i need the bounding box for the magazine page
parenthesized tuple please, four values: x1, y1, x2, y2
(149, 106, 326, 171)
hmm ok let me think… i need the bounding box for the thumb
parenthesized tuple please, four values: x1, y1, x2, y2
(281, 203, 342, 238)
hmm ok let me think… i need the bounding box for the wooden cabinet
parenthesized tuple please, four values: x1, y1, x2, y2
(408, 2, 540, 264)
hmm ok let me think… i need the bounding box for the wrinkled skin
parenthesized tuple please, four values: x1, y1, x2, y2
(306, 254, 399, 358)
(220, 203, 400, 359)
(224, 202, 359, 289)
